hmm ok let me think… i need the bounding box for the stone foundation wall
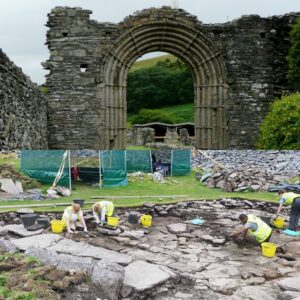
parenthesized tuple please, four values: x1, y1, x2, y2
(0, 50, 48, 149)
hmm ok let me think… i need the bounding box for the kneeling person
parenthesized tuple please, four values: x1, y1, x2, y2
(92, 201, 114, 224)
(62, 203, 88, 233)
(230, 214, 272, 245)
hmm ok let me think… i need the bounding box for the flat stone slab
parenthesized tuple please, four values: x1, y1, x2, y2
(123, 260, 174, 291)
(48, 239, 132, 266)
(167, 223, 188, 234)
(57, 254, 94, 275)
(209, 278, 240, 295)
(0, 178, 20, 195)
(0, 224, 43, 237)
(11, 233, 62, 251)
(233, 285, 280, 300)
(16, 208, 34, 214)
(278, 277, 300, 292)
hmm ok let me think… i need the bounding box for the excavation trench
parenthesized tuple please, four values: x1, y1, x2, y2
(1, 199, 300, 300)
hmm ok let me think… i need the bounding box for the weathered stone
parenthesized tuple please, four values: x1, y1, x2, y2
(0, 224, 43, 237)
(57, 254, 94, 274)
(0, 239, 18, 253)
(97, 227, 121, 236)
(286, 242, 300, 256)
(168, 261, 207, 274)
(278, 291, 300, 300)
(0, 49, 47, 149)
(174, 291, 194, 299)
(167, 223, 188, 234)
(233, 285, 280, 300)
(25, 247, 60, 266)
(120, 230, 145, 240)
(0, 178, 20, 195)
(48, 238, 132, 265)
(123, 260, 174, 292)
(245, 277, 266, 285)
(208, 278, 240, 295)
(11, 234, 62, 251)
(278, 277, 300, 292)
(91, 261, 125, 300)
(16, 208, 35, 214)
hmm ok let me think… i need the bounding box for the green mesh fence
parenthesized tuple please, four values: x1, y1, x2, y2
(20, 150, 70, 187)
(100, 150, 128, 187)
(171, 150, 191, 176)
(126, 150, 152, 173)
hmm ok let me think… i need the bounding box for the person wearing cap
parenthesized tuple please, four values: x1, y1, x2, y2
(273, 190, 300, 231)
(230, 213, 272, 245)
(62, 203, 88, 233)
(92, 201, 114, 224)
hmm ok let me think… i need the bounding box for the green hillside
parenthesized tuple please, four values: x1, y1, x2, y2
(159, 103, 194, 123)
(130, 54, 177, 72)
(128, 103, 194, 127)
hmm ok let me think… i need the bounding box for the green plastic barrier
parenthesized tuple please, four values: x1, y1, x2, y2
(20, 150, 70, 187)
(126, 150, 152, 173)
(101, 150, 128, 187)
(171, 150, 191, 176)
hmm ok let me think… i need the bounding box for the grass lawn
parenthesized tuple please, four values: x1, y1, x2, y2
(127, 103, 194, 127)
(130, 54, 176, 72)
(0, 172, 279, 213)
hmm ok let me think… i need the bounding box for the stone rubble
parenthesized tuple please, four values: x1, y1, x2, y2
(1, 199, 300, 299)
(193, 150, 300, 192)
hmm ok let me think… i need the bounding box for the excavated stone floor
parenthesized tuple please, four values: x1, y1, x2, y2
(1, 199, 300, 300)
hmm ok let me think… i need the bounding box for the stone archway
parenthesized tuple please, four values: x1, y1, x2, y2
(103, 14, 228, 149)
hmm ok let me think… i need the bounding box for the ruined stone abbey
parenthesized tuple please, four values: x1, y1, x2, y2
(0, 7, 299, 149)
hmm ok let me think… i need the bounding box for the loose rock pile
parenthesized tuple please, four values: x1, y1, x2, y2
(193, 150, 300, 177)
(199, 167, 286, 192)
(194, 150, 300, 193)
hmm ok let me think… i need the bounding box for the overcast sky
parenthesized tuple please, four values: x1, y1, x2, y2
(1, 0, 299, 84)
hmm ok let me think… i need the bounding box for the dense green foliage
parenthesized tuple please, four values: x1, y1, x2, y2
(258, 93, 300, 149)
(130, 109, 176, 124)
(288, 18, 300, 90)
(128, 103, 194, 125)
(127, 58, 194, 113)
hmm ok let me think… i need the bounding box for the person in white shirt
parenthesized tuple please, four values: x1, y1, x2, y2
(92, 201, 114, 224)
(62, 203, 88, 233)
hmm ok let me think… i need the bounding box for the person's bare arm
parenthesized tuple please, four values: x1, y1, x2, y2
(92, 205, 100, 224)
(79, 211, 88, 232)
(275, 203, 283, 218)
(230, 227, 248, 239)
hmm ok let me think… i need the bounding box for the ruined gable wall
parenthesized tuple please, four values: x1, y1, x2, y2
(45, 7, 300, 149)
(0, 50, 48, 149)
(205, 13, 299, 148)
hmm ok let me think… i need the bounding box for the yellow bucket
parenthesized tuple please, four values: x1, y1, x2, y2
(261, 242, 277, 258)
(51, 220, 65, 234)
(140, 215, 152, 227)
(272, 217, 285, 229)
(107, 216, 119, 227)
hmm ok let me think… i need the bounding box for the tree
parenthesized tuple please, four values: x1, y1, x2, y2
(127, 58, 194, 113)
(258, 93, 300, 149)
(288, 18, 300, 90)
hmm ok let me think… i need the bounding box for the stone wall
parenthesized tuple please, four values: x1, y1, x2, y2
(0, 50, 48, 149)
(44, 7, 300, 149)
(209, 13, 299, 148)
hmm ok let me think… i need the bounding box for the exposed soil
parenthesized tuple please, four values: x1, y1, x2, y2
(0, 252, 87, 300)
